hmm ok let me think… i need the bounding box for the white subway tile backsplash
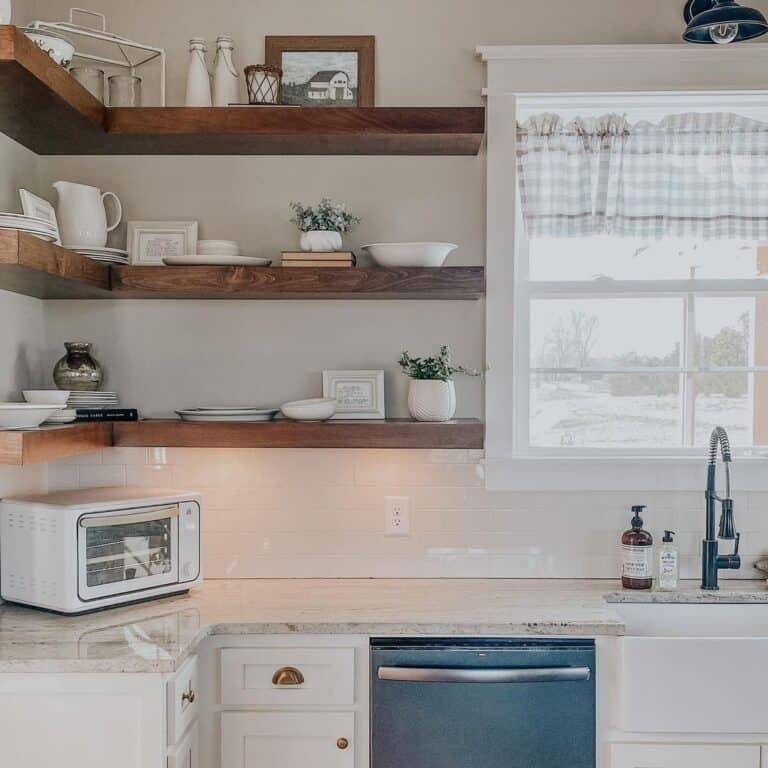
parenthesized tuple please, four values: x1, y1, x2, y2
(50, 447, 768, 580)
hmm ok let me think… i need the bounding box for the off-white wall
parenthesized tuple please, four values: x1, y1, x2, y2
(35, 0, 715, 414)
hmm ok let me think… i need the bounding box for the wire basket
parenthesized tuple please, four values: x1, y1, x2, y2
(244, 65, 283, 105)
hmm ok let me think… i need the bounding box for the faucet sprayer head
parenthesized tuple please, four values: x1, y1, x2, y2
(709, 426, 732, 465)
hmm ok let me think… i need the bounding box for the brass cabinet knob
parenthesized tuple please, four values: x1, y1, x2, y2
(181, 687, 195, 705)
(337, 738, 349, 750)
(272, 666, 305, 686)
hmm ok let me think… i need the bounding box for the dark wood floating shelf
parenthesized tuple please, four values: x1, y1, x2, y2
(0, 422, 112, 465)
(0, 231, 485, 300)
(0, 26, 484, 156)
(114, 418, 484, 450)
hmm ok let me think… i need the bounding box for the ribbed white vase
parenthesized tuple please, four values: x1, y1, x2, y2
(300, 230, 343, 252)
(407, 379, 456, 422)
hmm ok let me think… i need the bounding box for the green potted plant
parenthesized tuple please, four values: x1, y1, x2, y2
(290, 198, 360, 252)
(398, 345, 480, 422)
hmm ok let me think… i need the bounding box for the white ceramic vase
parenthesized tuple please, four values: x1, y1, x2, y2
(407, 379, 456, 422)
(300, 230, 343, 252)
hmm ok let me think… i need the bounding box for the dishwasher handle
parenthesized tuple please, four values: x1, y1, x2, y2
(377, 666, 591, 684)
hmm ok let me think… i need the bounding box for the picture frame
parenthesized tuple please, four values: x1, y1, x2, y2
(323, 369, 385, 420)
(127, 221, 198, 266)
(19, 189, 61, 245)
(266, 36, 375, 108)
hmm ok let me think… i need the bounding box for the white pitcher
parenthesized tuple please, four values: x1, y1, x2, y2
(53, 181, 122, 248)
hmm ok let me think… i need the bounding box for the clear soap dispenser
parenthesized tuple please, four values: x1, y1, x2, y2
(657, 530, 679, 591)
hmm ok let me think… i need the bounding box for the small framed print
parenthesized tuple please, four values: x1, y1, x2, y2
(19, 189, 61, 245)
(323, 369, 385, 420)
(127, 221, 198, 266)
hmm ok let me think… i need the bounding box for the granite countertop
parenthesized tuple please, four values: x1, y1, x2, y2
(0, 578, 765, 673)
(605, 579, 768, 603)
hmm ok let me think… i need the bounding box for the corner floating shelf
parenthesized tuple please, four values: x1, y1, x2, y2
(0, 231, 485, 300)
(0, 26, 484, 156)
(0, 422, 112, 465)
(113, 419, 484, 450)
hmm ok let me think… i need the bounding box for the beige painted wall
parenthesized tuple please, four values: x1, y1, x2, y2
(35, 0, 718, 415)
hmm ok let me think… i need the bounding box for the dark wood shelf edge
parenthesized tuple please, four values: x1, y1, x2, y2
(114, 418, 484, 450)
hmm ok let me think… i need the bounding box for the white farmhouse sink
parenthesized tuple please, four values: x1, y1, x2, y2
(613, 603, 768, 734)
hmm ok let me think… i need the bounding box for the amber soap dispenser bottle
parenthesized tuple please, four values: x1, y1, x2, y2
(621, 505, 653, 589)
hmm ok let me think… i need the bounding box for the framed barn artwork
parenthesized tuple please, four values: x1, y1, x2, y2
(265, 36, 375, 107)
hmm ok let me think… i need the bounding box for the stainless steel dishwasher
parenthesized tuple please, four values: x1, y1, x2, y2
(371, 638, 595, 768)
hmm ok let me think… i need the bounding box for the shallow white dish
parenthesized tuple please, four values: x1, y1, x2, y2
(163, 255, 272, 266)
(0, 403, 65, 430)
(197, 240, 240, 256)
(44, 408, 77, 424)
(22, 27, 75, 66)
(280, 397, 337, 422)
(72, 246, 129, 256)
(23, 389, 70, 406)
(361, 242, 458, 268)
(176, 408, 279, 422)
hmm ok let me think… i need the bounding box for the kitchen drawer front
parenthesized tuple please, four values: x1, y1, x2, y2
(221, 711, 354, 768)
(167, 654, 199, 745)
(611, 743, 760, 768)
(220, 647, 355, 707)
(167, 721, 199, 768)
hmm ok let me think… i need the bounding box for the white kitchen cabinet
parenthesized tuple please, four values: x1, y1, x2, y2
(611, 743, 761, 768)
(221, 711, 355, 768)
(168, 721, 199, 768)
(167, 653, 199, 745)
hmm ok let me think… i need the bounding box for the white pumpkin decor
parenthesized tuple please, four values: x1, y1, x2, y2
(398, 345, 481, 423)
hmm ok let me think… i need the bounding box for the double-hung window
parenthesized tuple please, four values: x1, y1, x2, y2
(513, 97, 768, 459)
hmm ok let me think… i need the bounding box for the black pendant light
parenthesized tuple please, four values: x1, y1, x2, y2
(683, 0, 768, 43)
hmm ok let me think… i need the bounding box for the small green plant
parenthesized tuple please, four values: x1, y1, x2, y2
(289, 198, 361, 233)
(398, 345, 480, 381)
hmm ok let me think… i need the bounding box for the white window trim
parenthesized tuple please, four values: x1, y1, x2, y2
(479, 43, 768, 491)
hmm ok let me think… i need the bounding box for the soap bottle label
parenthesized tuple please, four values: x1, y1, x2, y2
(658, 551, 678, 588)
(622, 544, 652, 578)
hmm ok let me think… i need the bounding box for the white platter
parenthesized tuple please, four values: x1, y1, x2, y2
(0, 403, 65, 430)
(280, 397, 337, 422)
(361, 242, 458, 268)
(176, 411, 278, 422)
(162, 255, 272, 266)
(72, 246, 129, 256)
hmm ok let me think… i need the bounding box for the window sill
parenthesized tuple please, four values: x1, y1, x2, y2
(484, 455, 768, 492)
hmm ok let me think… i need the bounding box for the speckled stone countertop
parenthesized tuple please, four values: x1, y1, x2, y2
(605, 579, 768, 603)
(0, 579, 765, 673)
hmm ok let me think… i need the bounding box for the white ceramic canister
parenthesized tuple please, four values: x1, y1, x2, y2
(53, 181, 122, 248)
(212, 35, 239, 106)
(185, 37, 212, 107)
(407, 379, 457, 422)
(300, 230, 343, 252)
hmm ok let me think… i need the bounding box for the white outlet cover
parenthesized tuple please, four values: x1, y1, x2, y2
(385, 496, 410, 536)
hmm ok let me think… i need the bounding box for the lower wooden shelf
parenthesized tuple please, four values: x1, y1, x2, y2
(113, 418, 484, 450)
(0, 422, 112, 465)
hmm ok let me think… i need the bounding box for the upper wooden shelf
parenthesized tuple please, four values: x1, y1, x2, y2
(0, 26, 484, 156)
(0, 422, 112, 465)
(0, 230, 485, 300)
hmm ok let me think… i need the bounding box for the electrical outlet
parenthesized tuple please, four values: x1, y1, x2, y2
(385, 496, 410, 536)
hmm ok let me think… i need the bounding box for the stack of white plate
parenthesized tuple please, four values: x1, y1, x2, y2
(67, 391, 120, 409)
(0, 213, 58, 242)
(176, 406, 279, 422)
(72, 246, 129, 265)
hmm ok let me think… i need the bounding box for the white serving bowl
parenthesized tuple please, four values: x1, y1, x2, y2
(280, 397, 337, 422)
(0, 403, 66, 430)
(361, 242, 458, 268)
(197, 239, 240, 256)
(22, 27, 75, 66)
(23, 389, 70, 406)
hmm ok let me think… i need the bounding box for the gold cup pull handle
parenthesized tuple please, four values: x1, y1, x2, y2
(181, 685, 195, 705)
(272, 666, 305, 686)
(337, 738, 349, 750)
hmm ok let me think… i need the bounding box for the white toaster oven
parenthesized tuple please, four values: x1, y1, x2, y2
(0, 486, 201, 614)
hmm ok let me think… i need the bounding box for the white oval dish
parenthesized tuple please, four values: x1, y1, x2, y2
(0, 403, 66, 430)
(23, 390, 70, 406)
(280, 397, 337, 422)
(163, 255, 271, 266)
(361, 242, 458, 268)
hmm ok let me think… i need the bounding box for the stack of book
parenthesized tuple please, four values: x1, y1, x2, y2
(281, 251, 356, 268)
(67, 391, 138, 422)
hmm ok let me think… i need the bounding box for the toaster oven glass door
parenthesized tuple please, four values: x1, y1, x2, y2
(77, 505, 180, 601)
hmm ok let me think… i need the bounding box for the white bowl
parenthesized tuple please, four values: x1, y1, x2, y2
(197, 239, 240, 256)
(0, 403, 66, 430)
(44, 408, 77, 424)
(23, 389, 70, 406)
(361, 242, 458, 268)
(280, 397, 337, 422)
(22, 28, 75, 66)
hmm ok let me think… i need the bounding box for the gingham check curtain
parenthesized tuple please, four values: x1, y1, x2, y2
(517, 112, 768, 239)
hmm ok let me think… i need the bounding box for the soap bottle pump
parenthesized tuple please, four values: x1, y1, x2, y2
(657, 530, 679, 591)
(621, 505, 653, 590)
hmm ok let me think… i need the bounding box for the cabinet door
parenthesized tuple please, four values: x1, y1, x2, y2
(222, 711, 354, 768)
(611, 743, 760, 768)
(167, 721, 198, 768)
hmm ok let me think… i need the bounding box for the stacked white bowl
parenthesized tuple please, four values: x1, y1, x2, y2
(197, 240, 240, 257)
